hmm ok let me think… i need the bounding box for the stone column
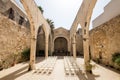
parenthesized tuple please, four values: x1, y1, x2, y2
(45, 36, 49, 58)
(82, 24, 91, 72)
(83, 37, 90, 70)
(50, 35, 53, 56)
(29, 28, 36, 70)
(70, 37, 73, 56)
(72, 34, 76, 59)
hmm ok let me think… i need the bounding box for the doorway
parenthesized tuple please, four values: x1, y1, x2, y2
(54, 37, 68, 56)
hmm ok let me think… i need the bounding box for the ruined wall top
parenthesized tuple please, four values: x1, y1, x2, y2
(93, 0, 120, 28)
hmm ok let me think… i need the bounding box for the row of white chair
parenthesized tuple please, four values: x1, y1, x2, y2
(35, 56, 57, 75)
(64, 56, 79, 76)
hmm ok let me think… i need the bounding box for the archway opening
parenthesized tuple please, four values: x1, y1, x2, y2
(54, 37, 68, 56)
(76, 24, 83, 56)
(36, 26, 45, 57)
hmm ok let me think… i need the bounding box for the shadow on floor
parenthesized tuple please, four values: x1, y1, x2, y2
(94, 61, 120, 74)
(0, 65, 29, 80)
(76, 70, 100, 80)
(35, 57, 45, 64)
(57, 56, 64, 59)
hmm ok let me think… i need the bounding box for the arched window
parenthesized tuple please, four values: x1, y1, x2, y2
(19, 16, 24, 25)
(8, 8, 14, 20)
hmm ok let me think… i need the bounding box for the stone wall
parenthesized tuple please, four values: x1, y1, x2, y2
(0, 0, 30, 28)
(36, 33, 45, 56)
(37, 34, 45, 51)
(90, 15, 120, 69)
(76, 33, 83, 55)
(0, 13, 30, 69)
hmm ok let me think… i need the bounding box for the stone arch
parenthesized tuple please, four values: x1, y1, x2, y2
(69, 0, 97, 72)
(20, 0, 51, 70)
(70, 23, 83, 57)
(54, 37, 68, 56)
(53, 36, 69, 52)
(70, 23, 83, 43)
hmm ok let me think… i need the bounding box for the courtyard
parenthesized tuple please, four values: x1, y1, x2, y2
(0, 0, 120, 80)
(0, 56, 120, 80)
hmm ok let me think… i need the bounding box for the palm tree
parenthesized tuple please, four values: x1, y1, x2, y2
(38, 6, 54, 33)
(38, 6, 44, 14)
(46, 19, 55, 31)
(38, 6, 54, 29)
(46, 19, 55, 35)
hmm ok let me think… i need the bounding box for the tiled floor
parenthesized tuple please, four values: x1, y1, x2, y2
(0, 56, 120, 80)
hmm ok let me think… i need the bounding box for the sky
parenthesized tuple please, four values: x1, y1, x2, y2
(16, 0, 111, 30)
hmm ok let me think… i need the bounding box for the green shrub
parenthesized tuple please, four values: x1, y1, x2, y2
(21, 48, 30, 61)
(0, 48, 30, 70)
(115, 58, 120, 66)
(112, 52, 120, 66)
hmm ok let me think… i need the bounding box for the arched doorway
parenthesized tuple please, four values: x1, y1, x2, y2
(54, 37, 68, 56)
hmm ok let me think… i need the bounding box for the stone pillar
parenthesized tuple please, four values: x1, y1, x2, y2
(83, 37, 90, 70)
(72, 34, 76, 59)
(45, 36, 49, 58)
(50, 35, 53, 56)
(29, 28, 36, 71)
(82, 24, 91, 72)
(70, 37, 72, 56)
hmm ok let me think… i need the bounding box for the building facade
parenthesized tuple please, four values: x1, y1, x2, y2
(36, 27, 83, 56)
